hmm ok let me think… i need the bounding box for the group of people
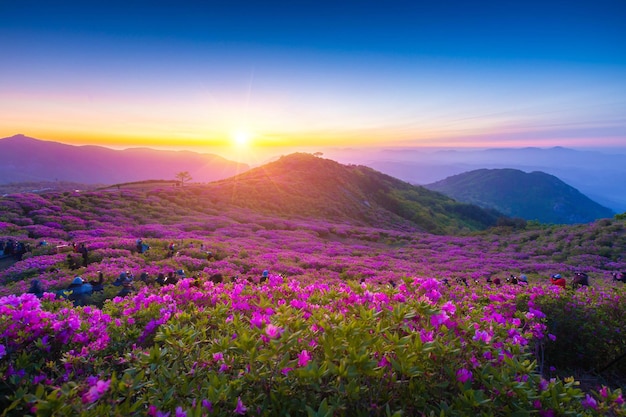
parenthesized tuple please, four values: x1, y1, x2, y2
(0, 239, 31, 261)
(438, 272, 599, 289)
(549, 272, 589, 289)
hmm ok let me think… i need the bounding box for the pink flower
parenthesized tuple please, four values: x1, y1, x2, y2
(599, 386, 608, 398)
(456, 368, 472, 384)
(473, 329, 492, 344)
(265, 324, 283, 339)
(298, 349, 312, 367)
(82, 378, 111, 403)
(234, 397, 247, 415)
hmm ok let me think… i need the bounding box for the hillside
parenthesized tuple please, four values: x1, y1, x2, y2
(0, 134, 248, 184)
(425, 168, 614, 224)
(202, 153, 502, 233)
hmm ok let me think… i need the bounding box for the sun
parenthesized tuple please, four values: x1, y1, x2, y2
(231, 130, 253, 148)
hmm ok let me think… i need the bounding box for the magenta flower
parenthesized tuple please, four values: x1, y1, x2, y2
(234, 397, 247, 415)
(82, 378, 111, 404)
(265, 324, 283, 339)
(615, 394, 624, 405)
(456, 368, 473, 383)
(473, 329, 492, 344)
(298, 349, 312, 367)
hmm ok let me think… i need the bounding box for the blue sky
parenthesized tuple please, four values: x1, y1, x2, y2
(1, 0, 625, 160)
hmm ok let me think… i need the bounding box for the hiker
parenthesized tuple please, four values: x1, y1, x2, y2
(612, 272, 626, 283)
(209, 273, 224, 284)
(550, 274, 567, 288)
(88, 271, 105, 292)
(572, 272, 589, 288)
(28, 279, 45, 298)
(518, 275, 529, 286)
(139, 271, 151, 284)
(117, 279, 135, 297)
(67, 276, 93, 306)
(114, 271, 134, 287)
(260, 270, 269, 283)
(78, 242, 89, 266)
(156, 272, 166, 286)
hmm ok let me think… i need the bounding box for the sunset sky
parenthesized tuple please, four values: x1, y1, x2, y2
(1, 0, 625, 162)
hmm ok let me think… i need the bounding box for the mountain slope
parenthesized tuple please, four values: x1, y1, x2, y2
(202, 153, 503, 233)
(0, 134, 248, 184)
(425, 168, 614, 224)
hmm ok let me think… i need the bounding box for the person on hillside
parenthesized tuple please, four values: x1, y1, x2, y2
(136, 239, 144, 254)
(260, 270, 269, 283)
(612, 272, 626, 283)
(163, 271, 178, 286)
(67, 276, 93, 306)
(28, 279, 45, 298)
(78, 242, 89, 266)
(518, 275, 529, 286)
(117, 278, 135, 297)
(572, 272, 589, 289)
(156, 272, 166, 286)
(550, 274, 567, 288)
(88, 270, 105, 292)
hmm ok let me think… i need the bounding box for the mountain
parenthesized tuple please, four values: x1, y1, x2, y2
(0, 134, 248, 184)
(424, 168, 615, 224)
(201, 153, 503, 233)
(333, 146, 626, 213)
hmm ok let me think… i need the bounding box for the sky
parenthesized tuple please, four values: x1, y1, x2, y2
(1, 0, 625, 163)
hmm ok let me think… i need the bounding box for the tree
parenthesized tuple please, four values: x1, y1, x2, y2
(175, 171, 192, 186)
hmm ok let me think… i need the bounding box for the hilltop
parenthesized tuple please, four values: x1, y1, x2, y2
(425, 168, 614, 224)
(0, 134, 248, 184)
(203, 153, 503, 233)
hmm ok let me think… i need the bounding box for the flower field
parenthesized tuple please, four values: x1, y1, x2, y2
(1, 188, 625, 416)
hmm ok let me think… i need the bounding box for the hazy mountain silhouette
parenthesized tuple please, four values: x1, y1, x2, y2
(425, 168, 614, 224)
(203, 153, 503, 233)
(0, 134, 248, 184)
(336, 146, 626, 213)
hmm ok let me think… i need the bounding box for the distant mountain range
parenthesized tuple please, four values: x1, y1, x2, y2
(202, 153, 503, 233)
(0, 134, 248, 184)
(330, 146, 626, 213)
(425, 168, 614, 224)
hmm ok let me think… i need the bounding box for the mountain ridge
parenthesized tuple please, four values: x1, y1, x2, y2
(0, 134, 248, 184)
(425, 168, 614, 224)
(200, 153, 503, 233)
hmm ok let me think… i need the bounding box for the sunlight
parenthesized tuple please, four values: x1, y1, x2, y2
(231, 129, 253, 148)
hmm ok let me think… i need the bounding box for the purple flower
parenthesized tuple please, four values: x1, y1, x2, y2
(581, 394, 597, 410)
(175, 406, 186, 417)
(202, 399, 213, 412)
(234, 397, 247, 415)
(0, 344, 5, 359)
(456, 368, 473, 383)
